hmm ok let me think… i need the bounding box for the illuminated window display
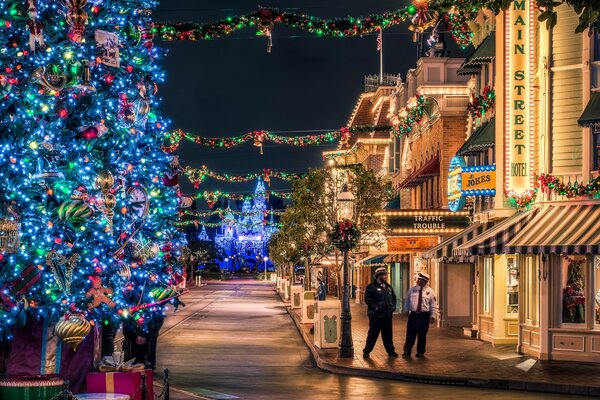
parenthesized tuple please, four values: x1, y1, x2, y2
(561, 256, 586, 324)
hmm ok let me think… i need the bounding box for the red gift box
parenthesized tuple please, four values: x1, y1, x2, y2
(86, 370, 153, 400)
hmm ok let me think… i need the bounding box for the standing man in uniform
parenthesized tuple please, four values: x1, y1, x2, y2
(363, 267, 398, 358)
(403, 272, 438, 357)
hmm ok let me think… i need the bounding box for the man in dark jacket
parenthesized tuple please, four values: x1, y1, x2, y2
(363, 266, 398, 358)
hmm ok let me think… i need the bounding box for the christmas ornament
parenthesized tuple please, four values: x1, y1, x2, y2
(85, 276, 116, 309)
(162, 155, 182, 187)
(46, 250, 80, 294)
(117, 94, 136, 126)
(96, 170, 116, 233)
(63, 0, 88, 43)
(25, 0, 45, 51)
(408, 0, 437, 42)
(57, 199, 93, 228)
(467, 86, 495, 120)
(74, 60, 96, 91)
(253, 130, 266, 154)
(54, 312, 91, 351)
(95, 29, 120, 67)
(125, 186, 150, 219)
(0, 265, 41, 311)
(138, 21, 155, 55)
(30, 65, 67, 92)
(149, 285, 177, 302)
(257, 9, 274, 53)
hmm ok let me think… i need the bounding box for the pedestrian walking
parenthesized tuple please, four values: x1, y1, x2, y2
(403, 272, 438, 358)
(363, 267, 398, 358)
(316, 270, 327, 301)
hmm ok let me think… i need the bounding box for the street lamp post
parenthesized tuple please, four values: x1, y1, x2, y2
(337, 186, 355, 358)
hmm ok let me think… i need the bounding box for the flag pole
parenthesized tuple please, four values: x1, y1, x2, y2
(379, 28, 383, 84)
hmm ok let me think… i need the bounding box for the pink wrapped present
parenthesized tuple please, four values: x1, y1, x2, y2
(86, 370, 153, 400)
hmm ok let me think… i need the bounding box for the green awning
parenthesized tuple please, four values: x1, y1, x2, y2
(457, 33, 496, 76)
(385, 195, 400, 210)
(578, 92, 600, 127)
(457, 117, 495, 156)
(360, 254, 387, 267)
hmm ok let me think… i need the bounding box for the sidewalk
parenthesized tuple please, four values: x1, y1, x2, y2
(282, 291, 600, 397)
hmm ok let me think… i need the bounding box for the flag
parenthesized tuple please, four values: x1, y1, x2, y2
(376, 28, 382, 52)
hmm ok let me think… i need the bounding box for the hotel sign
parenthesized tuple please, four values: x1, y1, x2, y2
(505, 0, 534, 195)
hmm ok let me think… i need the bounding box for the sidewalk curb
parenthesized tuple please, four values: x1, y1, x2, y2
(279, 291, 600, 397)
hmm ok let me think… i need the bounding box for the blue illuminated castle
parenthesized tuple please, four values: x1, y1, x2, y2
(214, 180, 277, 271)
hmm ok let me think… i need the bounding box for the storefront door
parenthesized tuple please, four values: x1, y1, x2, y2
(391, 262, 409, 312)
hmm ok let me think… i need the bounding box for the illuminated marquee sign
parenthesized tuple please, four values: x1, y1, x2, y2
(505, 0, 534, 197)
(461, 165, 496, 195)
(448, 157, 496, 212)
(448, 156, 466, 212)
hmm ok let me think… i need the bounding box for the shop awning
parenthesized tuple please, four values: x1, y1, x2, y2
(422, 222, 494, 262)
(578, 92, 600, 127)
(358, 254, 387, 267)
(453, 208, 539, 256)
(506, 204, 600, 254)
(399, 156, 440, 188)
(384, 254, 411, 263)
(457, 33, 496, 76)
(457, 118, 495, 156)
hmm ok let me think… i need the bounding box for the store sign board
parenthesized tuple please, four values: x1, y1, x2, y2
(387, 237, 438, 252)
(386, 211, 470, 232)
(461, 165, 497, 195)
(448, 157, 496, 212)
(505, 0, 534, 195)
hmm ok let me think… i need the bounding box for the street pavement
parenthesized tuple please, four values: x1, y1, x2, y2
(154, 279, 591, 400)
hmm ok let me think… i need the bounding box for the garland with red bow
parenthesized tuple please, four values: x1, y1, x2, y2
(330, 219, 361, 251)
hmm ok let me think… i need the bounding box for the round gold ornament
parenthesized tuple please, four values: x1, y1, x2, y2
(54, 312, 91, 351)
(96, 170, 114, 192)
(104, 193, 117, 209)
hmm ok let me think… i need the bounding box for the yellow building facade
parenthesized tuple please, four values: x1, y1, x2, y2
(444, 2, 600, 362)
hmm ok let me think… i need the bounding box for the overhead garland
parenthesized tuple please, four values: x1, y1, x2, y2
(175, 219, 283, 228)
(157, 7, 414, 42)
(161, 125, 387, 154)
(155, 3, 600, 52)
(193, 191, 293, 207)
(182, 209, 285, 218)
(185, 166, 305, 188)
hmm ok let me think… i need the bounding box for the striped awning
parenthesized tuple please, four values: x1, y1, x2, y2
(422, 222, 493, 262)
(457, 33, 496, 76)
(384, 254, 410, 263)
(399, 156, 440, 188)
(578, 92, 600, 127)
(506, 204, 600, 254)
(453, 208, 539, 256)
(358, 254, 387, 267)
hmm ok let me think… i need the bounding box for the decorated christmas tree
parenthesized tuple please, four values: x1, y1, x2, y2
(0, 0, 184, 370)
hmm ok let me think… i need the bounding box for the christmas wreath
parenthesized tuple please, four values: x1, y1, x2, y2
(330, 220, 361, 251)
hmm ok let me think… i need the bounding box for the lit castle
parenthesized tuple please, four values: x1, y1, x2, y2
(214, 179, 277, 270)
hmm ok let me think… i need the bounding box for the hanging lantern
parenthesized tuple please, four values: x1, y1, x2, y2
(62, 0, 88, 43)
(54, 312, 91, 351)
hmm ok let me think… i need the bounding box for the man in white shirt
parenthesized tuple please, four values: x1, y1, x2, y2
(402, 272, 438, 357)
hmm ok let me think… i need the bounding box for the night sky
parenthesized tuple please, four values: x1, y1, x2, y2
(153, 1, 461, 197)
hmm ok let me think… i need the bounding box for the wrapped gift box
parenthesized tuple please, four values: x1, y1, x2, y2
(0, 377, 64, 400)
(87, 369, 154, 400)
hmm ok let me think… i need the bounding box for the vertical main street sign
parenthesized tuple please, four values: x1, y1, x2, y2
(505, 0, 535, 197)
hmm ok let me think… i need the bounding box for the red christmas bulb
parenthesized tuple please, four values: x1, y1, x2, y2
(82, 126, 99, 140)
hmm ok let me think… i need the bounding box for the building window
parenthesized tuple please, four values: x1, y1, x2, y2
(593, 127, 600, 171)
(483, 257, 493, 315)
(594, 30, 600, 61)
(561, 255, 587, 324)
(507, 257, 519, 314)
